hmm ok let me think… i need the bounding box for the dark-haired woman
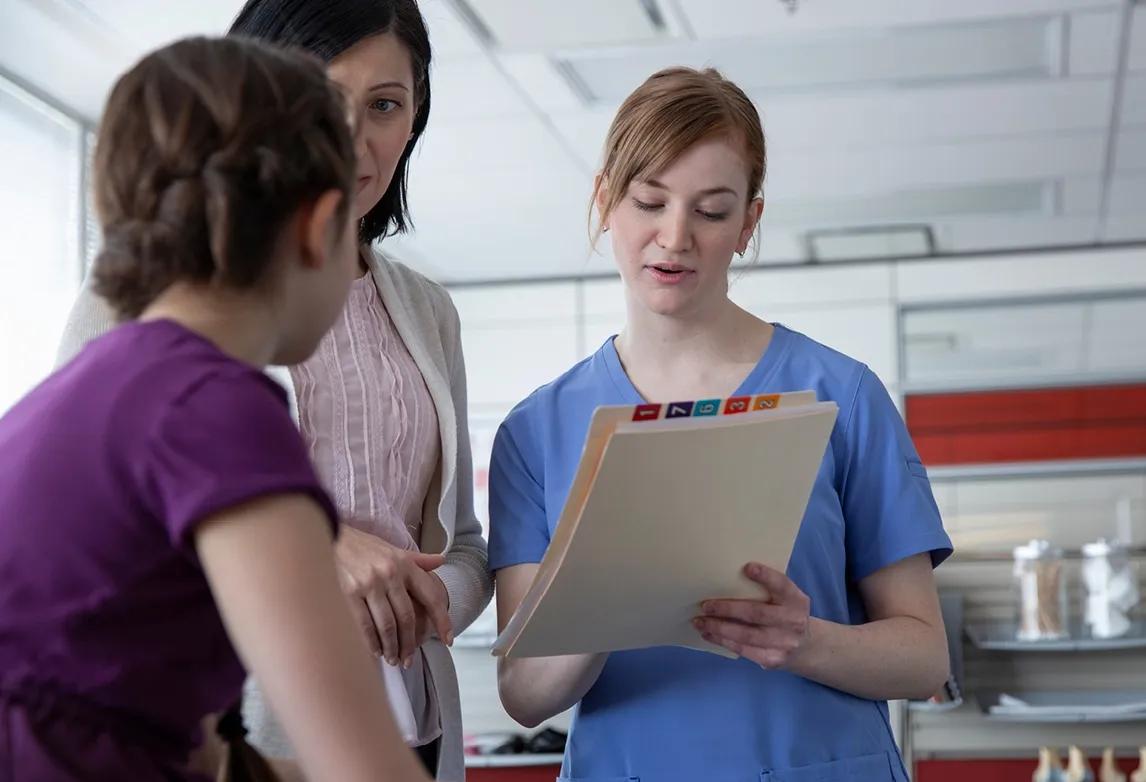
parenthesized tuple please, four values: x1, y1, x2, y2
(0, 36, 432, 782)
(55, 2, 491, 779)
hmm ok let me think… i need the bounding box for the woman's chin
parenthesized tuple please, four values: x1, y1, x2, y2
(352, 189, 380, 220)
(637, 289, 697, 318)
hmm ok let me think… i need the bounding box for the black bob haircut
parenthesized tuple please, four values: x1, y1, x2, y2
(230, 0, 431, 244)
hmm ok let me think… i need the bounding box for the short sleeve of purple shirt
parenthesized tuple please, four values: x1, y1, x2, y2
(142, 369, 338, 551)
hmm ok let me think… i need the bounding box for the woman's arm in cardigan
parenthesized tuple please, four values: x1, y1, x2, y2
(55, 279, 119, 367)
(430, 283, 494, 634)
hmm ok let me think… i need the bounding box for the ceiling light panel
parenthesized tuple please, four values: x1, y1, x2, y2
(759, 79, 1112, 151)
(808, 227, 934, 262)
(770, 134, 1103, 200)
(563, 17, 1062, 103)
(764, 182, 1052, 227)
(675, 0, 1118, 40)
(465, 0, 670, 50)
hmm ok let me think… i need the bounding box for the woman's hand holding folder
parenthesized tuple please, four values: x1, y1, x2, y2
(693, 562, 812, 670)
(696, 554, 950, 701)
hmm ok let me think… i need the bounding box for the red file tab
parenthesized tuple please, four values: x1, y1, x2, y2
(724, 397, 751, 414)
(632, 403, 662, 422)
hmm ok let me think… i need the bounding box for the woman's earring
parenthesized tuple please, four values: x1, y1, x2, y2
(602, 225, 610, 233)
(737, 249, 745, 258)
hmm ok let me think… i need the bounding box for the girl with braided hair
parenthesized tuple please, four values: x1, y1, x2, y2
(0, 35, 429, 782)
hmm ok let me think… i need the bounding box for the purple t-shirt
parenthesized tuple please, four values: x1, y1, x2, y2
(0, 319, 337, 781)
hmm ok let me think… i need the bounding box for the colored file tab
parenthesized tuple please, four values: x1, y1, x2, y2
(753, 394, 780, 410)
(724, 397, 751, 414)
(693, 399, 721, 416)
(665, 401, 694, 418)
(632, 404, 662, 422)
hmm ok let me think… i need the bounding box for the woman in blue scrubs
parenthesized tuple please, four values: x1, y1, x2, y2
(488, 67, 953, 782)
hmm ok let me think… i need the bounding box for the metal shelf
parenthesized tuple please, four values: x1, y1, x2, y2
(967, 620, 1146, 652)
(977, 689, 1146, 724)
(983, 711, 1146, 724)
(926, 457, 1146, 482)
(908, 697, 964, 714)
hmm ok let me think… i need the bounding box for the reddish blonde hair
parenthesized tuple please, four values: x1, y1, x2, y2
(591, 66, 766, 243)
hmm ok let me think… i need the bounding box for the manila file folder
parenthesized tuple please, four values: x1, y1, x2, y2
(493, 392, 838, 659)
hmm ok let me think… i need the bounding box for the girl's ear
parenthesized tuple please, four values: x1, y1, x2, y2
(298, 189, 346, 269)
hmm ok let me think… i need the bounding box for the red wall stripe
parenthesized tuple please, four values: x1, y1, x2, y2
(906, 384, 1146, 465)
(468, 765, 560, 782)
(917, 757, 1141, 782)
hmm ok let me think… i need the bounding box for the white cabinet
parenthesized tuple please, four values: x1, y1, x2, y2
(452, 283, 580, 410)
(901, 293, 1146, 389)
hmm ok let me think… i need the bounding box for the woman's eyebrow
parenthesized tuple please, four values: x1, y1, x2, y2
(367, 81, 410, 92)
(642, 178, 737, 197)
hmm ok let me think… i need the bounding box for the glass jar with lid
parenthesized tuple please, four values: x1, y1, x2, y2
(1013, 539, 1068, 641)
(1081, 538, 1139, 639)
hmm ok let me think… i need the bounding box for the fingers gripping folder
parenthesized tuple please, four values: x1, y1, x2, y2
(493, 391, 837, 659)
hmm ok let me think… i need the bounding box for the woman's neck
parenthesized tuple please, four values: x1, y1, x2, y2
(140, 283, 282, 368)
(615, 294, 773, 400)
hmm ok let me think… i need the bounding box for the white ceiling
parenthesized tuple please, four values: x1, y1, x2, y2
(2, 0, 1144, 282)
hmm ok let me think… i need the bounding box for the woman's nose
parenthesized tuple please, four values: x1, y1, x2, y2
(656, 208, 692, 253)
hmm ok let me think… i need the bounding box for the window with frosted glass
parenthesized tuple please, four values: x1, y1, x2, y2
(0, 78, 83, 413)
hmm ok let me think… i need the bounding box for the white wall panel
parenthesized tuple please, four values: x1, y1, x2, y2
(895, 247, 1146, 304)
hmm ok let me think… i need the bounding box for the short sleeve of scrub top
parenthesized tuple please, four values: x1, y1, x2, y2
(488, 420, 551, 570)
(839, 367, 951, 582)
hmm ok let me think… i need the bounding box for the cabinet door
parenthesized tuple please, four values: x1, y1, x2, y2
(901, 293, 1146, 389)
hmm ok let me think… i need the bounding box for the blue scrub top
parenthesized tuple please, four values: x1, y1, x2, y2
(488, 324, 952, 782)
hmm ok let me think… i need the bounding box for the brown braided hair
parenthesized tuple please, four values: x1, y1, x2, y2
(91, 36, 356, 319)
